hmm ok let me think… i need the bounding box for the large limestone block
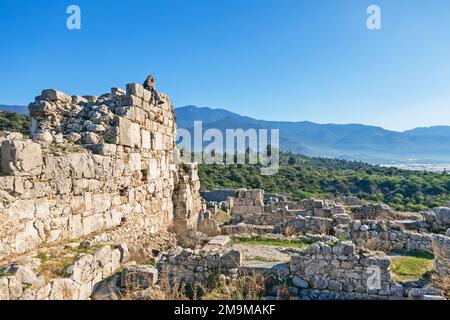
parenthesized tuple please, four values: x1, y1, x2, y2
(1, 139, 43, 176)
(0, 277, 9, 300)
(41, 89, 71, 103)
(82, 214, 104, 236)
(120, 265, 158, 290)
(432, 234, 450, 259)
(49, 279, 80, 300)
(65, 153, 95, 179)
(8, 199, 35, 221)
(126, 83, 145, 98)
(432, 207, 450, 229)
(117, 117, 141, 148)
(14, 221, 43, 253)
(68, 214, 83, 238)
(67, 254, 97, 284)
(221, 250, 242, 269)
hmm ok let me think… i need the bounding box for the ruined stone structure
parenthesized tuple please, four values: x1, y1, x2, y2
(0, 83, 201, 261)
(229, 189, 265, 222)
(172, 163, 202, 234)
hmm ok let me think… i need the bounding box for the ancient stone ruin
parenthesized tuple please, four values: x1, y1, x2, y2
(1, 84, 450, 301)
(0, 83, 201, 299)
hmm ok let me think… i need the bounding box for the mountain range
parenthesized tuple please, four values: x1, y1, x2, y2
(175, 105, 450, 164)
(2, 103, 449, 164)
(0, 105, 28, 114)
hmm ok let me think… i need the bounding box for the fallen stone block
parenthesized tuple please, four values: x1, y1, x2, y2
(49, 279, 80, 300)
(120, 265, 158, 290)
(221, 250, 242, 269)
(1, 139, 43, 176)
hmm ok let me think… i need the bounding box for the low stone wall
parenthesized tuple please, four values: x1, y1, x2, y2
(0, 244, 127, 300)
(201, 190, 235, 203)
(336, 219, 433, 253)
(157, 248, 242, 284)
(289, 241, 405, 299)
(350, 204, 397, 220)
(221, 224, 276, 236)
(276, 214, 433, 253)
(277, 216, 334, 235)
(240, 211, 302, 225)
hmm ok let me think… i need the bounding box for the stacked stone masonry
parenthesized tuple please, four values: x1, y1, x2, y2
(0, 83, 201, 262)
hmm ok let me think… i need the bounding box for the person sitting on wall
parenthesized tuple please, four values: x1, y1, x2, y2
(143, 75, 164, 105)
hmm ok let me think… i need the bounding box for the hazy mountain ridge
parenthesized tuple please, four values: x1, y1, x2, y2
(175, 105, 450, 164)
(0, 105, 28, 114)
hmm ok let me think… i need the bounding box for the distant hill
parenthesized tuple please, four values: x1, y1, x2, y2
(0, 105, 28, 114)
(175, 105, 450, 164)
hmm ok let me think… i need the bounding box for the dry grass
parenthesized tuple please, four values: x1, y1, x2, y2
(201, 268, 267, 301)
(176, 231, 208, 250)
(282, 225, 299, 237)
(127, 248, 156, 265)
(37, 251, 75, 280)
(122, 265, 269, 301)
(36, 243, 104, 280)
(431, 274, 450, 299)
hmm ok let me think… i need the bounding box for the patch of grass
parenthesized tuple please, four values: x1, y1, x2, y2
(232, 236, 309, 250)
(37, 254, 75, 280)
(49, 144, 84, 153)
(0, 270, 12, 277)
(390, 249, 434, 260)
(391, 255, 434, 282)
(246, 256, 283, 263)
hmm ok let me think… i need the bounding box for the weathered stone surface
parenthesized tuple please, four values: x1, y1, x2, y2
(41, 89, 71, 103)
(7, 276, 23, 300)
(67, 254, 96, 284)
(1, 139, 43, 176)
(221, 250, 242, 269)
(120, 265, 158, 290)
(117, 117, 141, 148)
(117, 243, 130, 263)
(0, 277, 9, 300)
(292, 277, 309, 289)
(49, 279, 79, 300)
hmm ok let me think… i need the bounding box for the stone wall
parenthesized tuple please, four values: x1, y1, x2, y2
(172, 163, 202, 234)
(432, 234, 450, 276)
(157, 248, 242, 284)
(424, 207, 450, 233)
(0, 244, 126, 300)
(0, 83, 200, 262)
(229, 189, 265, 221)
(276, 213, 433, 253)
(336, 219, 433, 253)
(289, 241, 405, 299)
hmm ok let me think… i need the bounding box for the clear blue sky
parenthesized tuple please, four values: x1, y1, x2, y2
(1, 0, 449, 131)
